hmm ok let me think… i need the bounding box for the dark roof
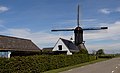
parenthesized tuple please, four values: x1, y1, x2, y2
(0, 35, 40, 51)
(60, 38, 79, 52)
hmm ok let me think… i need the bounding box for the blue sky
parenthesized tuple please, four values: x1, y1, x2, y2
(0, 0, 120, 54)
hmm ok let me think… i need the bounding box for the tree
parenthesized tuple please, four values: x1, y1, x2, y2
(79, 49, 88, 54)
(96, 49, 105, 55)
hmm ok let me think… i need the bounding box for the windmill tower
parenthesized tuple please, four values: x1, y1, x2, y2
(51, 5, 108, 50)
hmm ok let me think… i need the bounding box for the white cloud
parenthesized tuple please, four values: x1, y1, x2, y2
(0, 6, 9, 13)
(0, 28, 70, 48)
(59, 19, 96, 25)
(116, 7, 120, 12)
(84, 21, 120, 40)
(0, 20, 6, 29)
(0, 20, 120, 53)
(86, 43, 120, 54)
(82, 19, 96, 22)
(84, 21, 120, 53)
(99, 8, 111, 14)
(99, 7, 120, 14)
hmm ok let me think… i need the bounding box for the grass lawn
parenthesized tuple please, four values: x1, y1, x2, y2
(44, 58, 108, 73)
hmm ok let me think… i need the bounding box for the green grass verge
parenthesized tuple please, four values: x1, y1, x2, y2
(43, 58, 108, 73)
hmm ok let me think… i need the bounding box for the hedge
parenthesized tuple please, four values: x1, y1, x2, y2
(0, 54, 96, 73)
(98, 55, 115, 58)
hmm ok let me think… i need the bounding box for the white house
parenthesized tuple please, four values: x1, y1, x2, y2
(52, 38, 79, 55)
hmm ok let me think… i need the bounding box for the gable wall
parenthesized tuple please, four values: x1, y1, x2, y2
(52, 39, 72, 55)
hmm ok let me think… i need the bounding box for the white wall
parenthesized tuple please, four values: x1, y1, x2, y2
(8, 51, 11, 58)
(53, 39, 72, 55)
(0, 51, 11, 58)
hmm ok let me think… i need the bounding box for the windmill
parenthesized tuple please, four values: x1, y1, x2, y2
(51, 5, 108, 50)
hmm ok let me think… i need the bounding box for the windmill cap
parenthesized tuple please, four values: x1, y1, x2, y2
(75, 27, 82, 30)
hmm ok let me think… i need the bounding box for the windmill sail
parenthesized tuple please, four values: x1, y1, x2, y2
(83, 27, 108, 30)
(51, 29, 74, 31)
(51, 4, 108, 49)
(77, 5, 80, 27)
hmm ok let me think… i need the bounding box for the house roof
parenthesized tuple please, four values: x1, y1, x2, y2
(0, 35, 40, 51)
(60, 38, 79, 52)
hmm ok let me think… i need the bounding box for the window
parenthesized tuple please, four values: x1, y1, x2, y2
(58, 45, 62, 50)
(0, 51, 10, 58)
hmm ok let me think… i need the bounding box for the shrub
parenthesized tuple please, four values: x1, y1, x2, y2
(96, 49, 105, 55)
(98, 55, 115, 58)
(0, 54, 96, 73)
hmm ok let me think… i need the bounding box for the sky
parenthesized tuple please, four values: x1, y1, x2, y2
(0, 0, 120, 54)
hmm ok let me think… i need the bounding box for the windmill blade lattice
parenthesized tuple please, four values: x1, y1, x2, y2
(51, 29, 74, 31)
(83, 27, 108, 30)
